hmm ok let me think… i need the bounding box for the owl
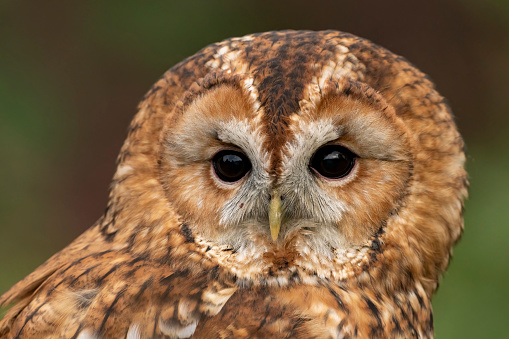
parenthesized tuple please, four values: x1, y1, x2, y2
(0, 30, 467, 338)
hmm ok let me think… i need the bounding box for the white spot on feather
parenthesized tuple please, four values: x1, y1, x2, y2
(177, 322, 198, 338)
(126, 323, 141, 339)
(158, 318, 198, 338)
(116, 164, 133, 177)
(77, 329, 99, 339)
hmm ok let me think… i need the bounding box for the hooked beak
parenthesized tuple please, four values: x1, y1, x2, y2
(269, 189, 282, 241)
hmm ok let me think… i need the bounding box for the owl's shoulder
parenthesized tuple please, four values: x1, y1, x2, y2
(0, 226, 233, 338)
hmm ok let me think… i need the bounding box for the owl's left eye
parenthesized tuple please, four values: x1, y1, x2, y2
(212, 150, 252, 183)
(310, 145, 357, 179)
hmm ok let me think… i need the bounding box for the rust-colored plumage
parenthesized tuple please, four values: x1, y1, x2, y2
(0, 30, 467, 338)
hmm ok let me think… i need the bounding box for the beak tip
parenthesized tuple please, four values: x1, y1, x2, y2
(270, 230, 279, 242)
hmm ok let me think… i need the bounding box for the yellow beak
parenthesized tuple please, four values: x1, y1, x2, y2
(269, 189, 282, 241)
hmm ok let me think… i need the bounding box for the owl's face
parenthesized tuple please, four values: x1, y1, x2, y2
(111, 31, 465, 289)
(161, 83, 412, 258)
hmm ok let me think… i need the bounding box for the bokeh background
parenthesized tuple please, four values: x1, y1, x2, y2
(1, 1, 508, 337)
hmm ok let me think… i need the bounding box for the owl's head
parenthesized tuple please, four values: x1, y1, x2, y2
(104, 31, 467, 294)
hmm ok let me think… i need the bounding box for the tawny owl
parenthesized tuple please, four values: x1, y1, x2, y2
(0, 30, 467, 338)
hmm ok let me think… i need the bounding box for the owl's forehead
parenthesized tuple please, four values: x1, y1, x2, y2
(202, 31, 367, 139)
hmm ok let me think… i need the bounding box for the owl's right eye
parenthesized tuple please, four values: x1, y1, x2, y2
(212, 150, 252, 183)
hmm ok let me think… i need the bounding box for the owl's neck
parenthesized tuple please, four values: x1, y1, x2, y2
(187, 227, 432, 299)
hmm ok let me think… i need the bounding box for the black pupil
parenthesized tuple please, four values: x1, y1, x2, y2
(310, 145, 356, 179)
(213, 150, 251, 182)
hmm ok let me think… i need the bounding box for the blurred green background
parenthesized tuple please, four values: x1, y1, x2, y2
(1, 1, 508, 337)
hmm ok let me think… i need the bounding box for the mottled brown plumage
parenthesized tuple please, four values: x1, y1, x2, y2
(0, 30, 467, 338)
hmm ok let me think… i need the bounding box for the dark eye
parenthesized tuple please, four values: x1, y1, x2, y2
(310, 145, 357, 179)
(212, 150, 252, 183)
